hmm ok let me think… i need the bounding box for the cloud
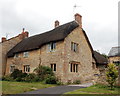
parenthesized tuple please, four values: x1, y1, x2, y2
(0, 0, 118, 54)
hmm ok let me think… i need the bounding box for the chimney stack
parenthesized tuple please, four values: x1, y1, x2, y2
(19, 28, 29, 39)
(2, 37, 6, 42)
(24, 31, 29, 37)
(74, 13, 82, 28)
(54, 20, 60, 28)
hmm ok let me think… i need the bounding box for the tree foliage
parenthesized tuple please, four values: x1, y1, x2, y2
(106, 63, 118, 89)
(34, 65, 54, 80)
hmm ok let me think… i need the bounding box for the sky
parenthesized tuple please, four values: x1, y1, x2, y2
(0, 0, 119, 55)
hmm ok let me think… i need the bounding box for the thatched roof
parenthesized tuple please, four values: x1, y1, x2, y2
(93, 51, 108, 65)
(7, 21, 79, 57)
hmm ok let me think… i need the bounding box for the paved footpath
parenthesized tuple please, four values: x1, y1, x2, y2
(21, 83, 93, 95)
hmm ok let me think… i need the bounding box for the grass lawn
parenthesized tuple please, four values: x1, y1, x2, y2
(63, 84, 120, 95)
(1, 81, 56, 94)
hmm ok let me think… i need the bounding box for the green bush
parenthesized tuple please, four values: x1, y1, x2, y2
(56, 81, 63, 85)
(3, 66, 59, 84)
(45, 76, 57, 84)
(34, 65, 54, 80)
(10, 69, 27, 80)
(106, 63, 118, 89)
(73, 80, 81, 84)
(24, 73, 41, 82)
(2, 75, 14, 81)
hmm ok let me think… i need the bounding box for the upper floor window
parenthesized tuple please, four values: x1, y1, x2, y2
(14, 54, 19, 58)
(23, 52, 29, 58)
(51, 64, 56, 71)
(71, 42, 78, 52)
(48, 42, 56, 52)
(10, 65, 15, 73)
(24, 65, 30, 72)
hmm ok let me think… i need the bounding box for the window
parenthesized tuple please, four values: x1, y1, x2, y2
(92, 62, 96, 69)
(48, 42, 56, 52)
(23, 52, 29, 57)
(70, 63, 78, 72)
(10, 65, 15, 73)
(14, 54, 19, 58)
(24, 65, 30, 72)
(51, 64, 56, 71)
(113, 61, 120, 66)
(71, 42, 78, 52)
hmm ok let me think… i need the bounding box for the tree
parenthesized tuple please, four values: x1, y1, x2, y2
(106, 63, 118, 89)
(101, 53, 108, 59)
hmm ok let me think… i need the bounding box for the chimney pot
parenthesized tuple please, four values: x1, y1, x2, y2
(24, 31, 29, 37)
(74, 13, 82, 28)
(2, 37, 6, 42)
(54, 20, 60, 28)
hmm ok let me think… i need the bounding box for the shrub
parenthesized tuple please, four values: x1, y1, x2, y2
(106, 63, 118, 89)
(2, 75, 14, 81)
(24, 73, 41, 82)
(45, 76, 57, 84)
(34, 65, 54, 80)
(10, 69, 27, 79)
(67, 80, 72, 85)
(56, 81, 63, 85)
(73, 80, 81, 84)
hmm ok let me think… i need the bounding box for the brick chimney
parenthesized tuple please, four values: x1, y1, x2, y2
(18, 28, 29, 39)
(74, 13, 82, 28)
(1, 37, 6, 42)
(54, 20, 60, 28)
(24, 31, 29, 38)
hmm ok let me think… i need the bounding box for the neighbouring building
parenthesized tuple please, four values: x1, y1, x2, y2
(108, 46, 120, 86)
(0, 30, 29, 77)
(2, 13, 108, 83)
(108, 47, 120, 65)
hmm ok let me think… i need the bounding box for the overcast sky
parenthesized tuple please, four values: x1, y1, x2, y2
(0, 0, 119, 55)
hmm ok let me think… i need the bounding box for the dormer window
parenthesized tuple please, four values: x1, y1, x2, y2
(48, 42, 56, 52)
(23, 52, 29, 58)
(14, 54, 19, 58)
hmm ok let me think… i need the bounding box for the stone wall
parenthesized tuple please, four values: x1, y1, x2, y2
(109, 56, 120, 63)
(5, 27, 99, 84)
(6, 49, 40, 74)
(0, 36, 23, 77)
(63, 26, 99, 83)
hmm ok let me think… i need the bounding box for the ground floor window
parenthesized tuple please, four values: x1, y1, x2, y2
(51, 64, 56, 71)
(24, 65, 30, 72)
(70, 63, 78, 72)
(10, 65, 15, 73)
(113, 61, 120, 66)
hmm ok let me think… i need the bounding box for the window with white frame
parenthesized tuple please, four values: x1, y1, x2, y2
(23, 52, 29, 57)
(51, 64, 56, 71)
(10, 65, 15, 73)
(71, 42, 78, 52)
(24, 65, 30, 72)
(48, 42, 56, 52)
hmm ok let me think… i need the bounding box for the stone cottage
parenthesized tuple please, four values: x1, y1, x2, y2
(3, 13, 107, 83)
(0, 31, 29, 77)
